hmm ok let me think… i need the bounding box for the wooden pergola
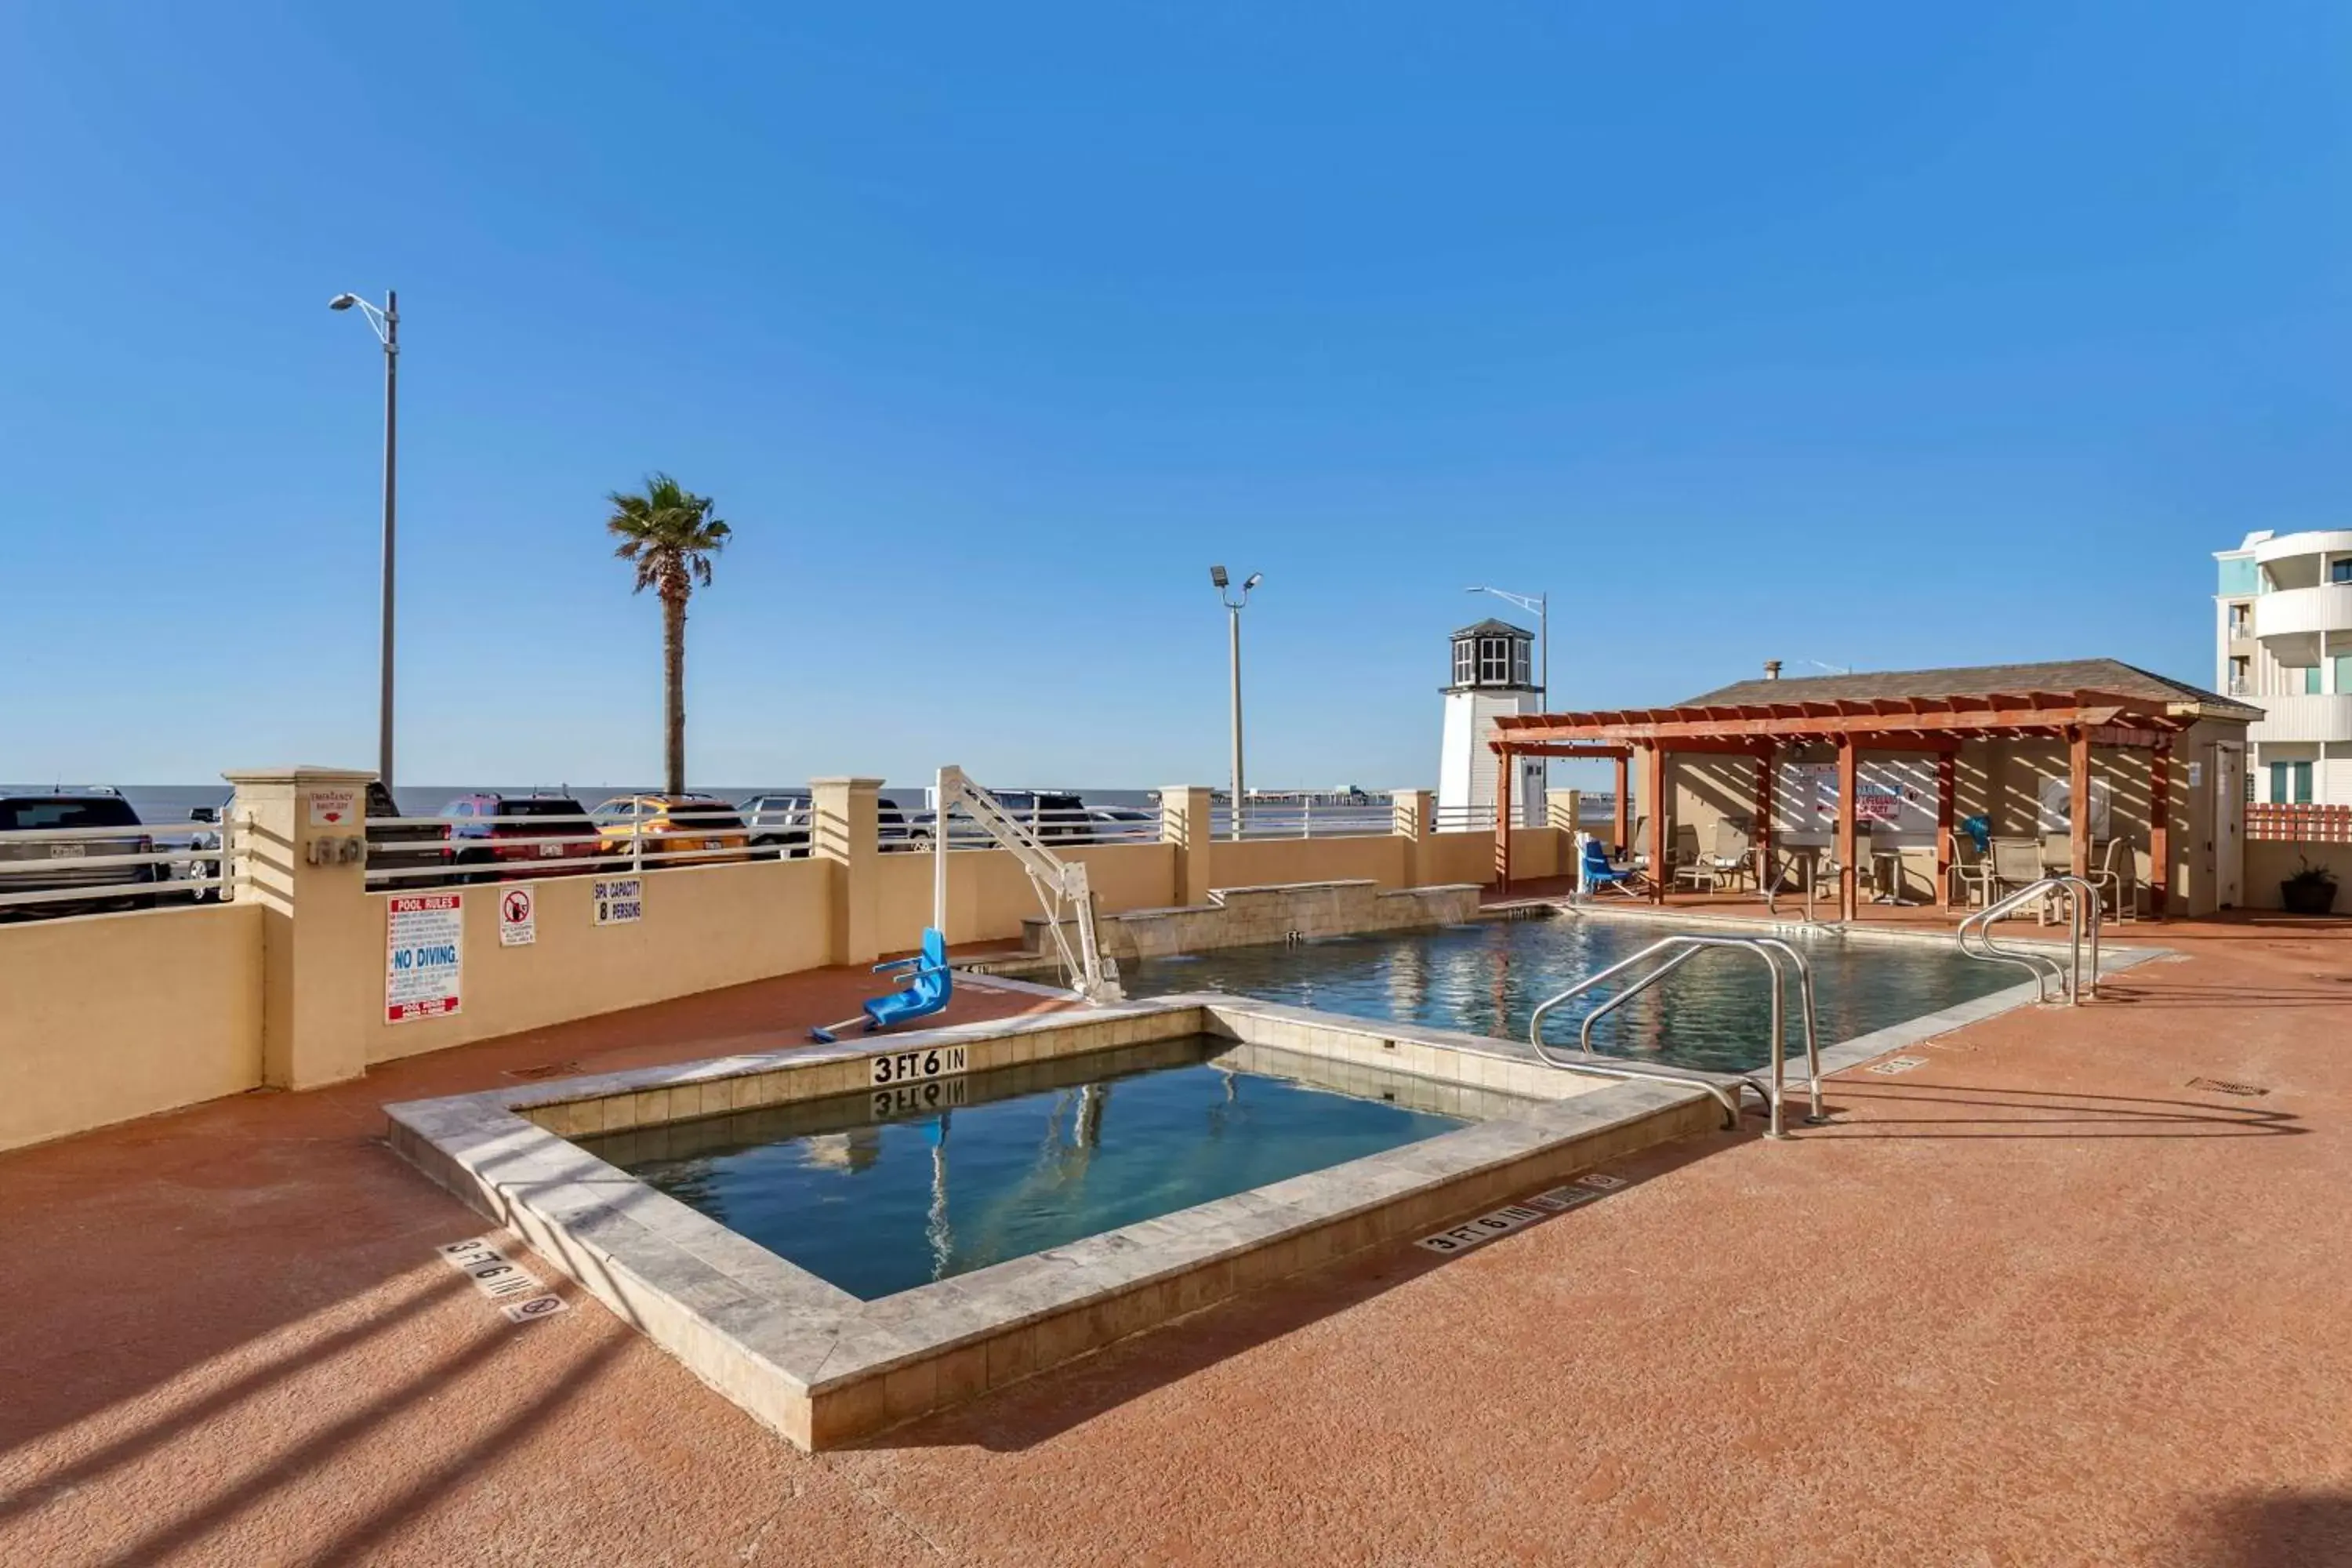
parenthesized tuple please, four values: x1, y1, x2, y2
(1487, 689, 2192, 920)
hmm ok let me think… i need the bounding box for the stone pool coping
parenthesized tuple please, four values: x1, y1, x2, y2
(386, 996, 1718, 1450)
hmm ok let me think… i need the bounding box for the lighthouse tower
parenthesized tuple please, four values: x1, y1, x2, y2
(1438, 619, 1546, 827)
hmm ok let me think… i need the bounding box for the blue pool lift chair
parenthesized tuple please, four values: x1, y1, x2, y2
(810, 927, 954, 1043)
(1581, 837, 1642, 898)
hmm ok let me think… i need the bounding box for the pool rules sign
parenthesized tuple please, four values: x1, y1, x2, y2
(386, 892, 464, 1024)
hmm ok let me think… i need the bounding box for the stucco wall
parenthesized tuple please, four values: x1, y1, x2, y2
(0, 903, 263, 1152)
(1214, 835, 1413, 893)
(2244, 841, 2352, 911)
(363, 858, 837, 1063)
(869, 842, 1181, 953)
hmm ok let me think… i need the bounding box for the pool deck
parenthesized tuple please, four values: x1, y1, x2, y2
(7, 916, 2352, 1564)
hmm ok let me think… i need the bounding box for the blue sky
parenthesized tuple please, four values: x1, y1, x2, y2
(3, 2, 2347, 791)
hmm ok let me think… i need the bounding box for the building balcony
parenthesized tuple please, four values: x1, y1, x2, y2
(2250, 583, 2352, 640)
(2248, 692, 2352, 745)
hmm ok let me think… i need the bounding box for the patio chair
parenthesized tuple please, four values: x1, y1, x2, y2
(1580, 837, 1642, 898)
(2084, 836, 2135, 922)
(1668, 825, 1714, 891)
(1949, 829, 1996, 908)
(1706, 820, 1756, 891)
(1989, 837, 2045, 908)
(1625, 815, 1651, 868)
(2039, 832, 2074, 878)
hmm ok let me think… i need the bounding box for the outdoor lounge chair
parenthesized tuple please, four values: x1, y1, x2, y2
(1581, 837, 1642, 897)
(1704, 820, 1755, 891)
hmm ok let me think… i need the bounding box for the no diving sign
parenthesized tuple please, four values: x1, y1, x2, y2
(499, 887, 536, 947)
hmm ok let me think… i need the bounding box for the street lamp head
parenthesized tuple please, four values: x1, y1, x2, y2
(328, 293, 360, 311)
(1209, 564, 1229, 590)
(1243, 572, 1262, 591)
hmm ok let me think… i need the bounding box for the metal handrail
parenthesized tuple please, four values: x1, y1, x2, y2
(1529, 933, 1825, 1139)
(1956, 875, 2101, 1004)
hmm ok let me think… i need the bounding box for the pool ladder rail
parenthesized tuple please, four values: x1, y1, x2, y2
(1955, 876, 2100, 1005)
(1527, 935, 1828, 1141)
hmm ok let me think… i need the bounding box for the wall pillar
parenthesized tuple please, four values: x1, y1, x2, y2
(1161, 786, 1216, 906)
(224, 766, 377, 1091)
(1395, 789, 1435, 888)
(811, 776, 881, 965)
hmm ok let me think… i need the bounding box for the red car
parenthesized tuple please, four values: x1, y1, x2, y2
(438, 793, 601, 882)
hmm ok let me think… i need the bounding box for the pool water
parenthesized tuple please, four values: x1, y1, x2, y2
(1125, 916, 2020, 1075)
(579, 1036, 1468, 1301)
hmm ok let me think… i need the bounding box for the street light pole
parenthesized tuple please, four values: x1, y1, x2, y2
(331, 289, 400, 792)
(1210, 566, 1262, 841)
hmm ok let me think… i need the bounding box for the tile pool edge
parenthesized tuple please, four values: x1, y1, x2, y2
(385, 998, 1716, 1451)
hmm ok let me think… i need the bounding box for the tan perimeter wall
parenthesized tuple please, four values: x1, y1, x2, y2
(0, 903, 263, 1152)
(1214, 835, 1412, 894)
(8, 815, 1576, 1150)
(2245, 841, 2352, 912)
(364, 858, 836, 1064)
(870, 843, 1181, 953)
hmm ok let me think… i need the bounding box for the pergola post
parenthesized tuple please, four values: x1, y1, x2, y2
(1934, 750, 1956, 909)
(2069, 727, 2092, 879)
(1836, 735, 1859, 922)
(1613, 752, 1630, 854)
(1494, 745, 1513, 893)
(1645, 744, 1668, 904)
(1754, 746, 1774, 895)
(2149, 742, 2171, 921)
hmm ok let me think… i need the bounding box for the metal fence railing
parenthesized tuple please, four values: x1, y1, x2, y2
(0, 814, 235, 913)
(362, 811, 768, 887)
(2248, 802, 2352, 844)
(912, 806, 1163, 851)
(1210, 800, 1398, 840)
(1431, 803, 1498, 833)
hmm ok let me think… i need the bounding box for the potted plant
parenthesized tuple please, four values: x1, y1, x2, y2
(2280, 857, 2340, 916)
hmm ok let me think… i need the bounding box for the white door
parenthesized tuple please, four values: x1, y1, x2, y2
(2213, 742, 2244, 908)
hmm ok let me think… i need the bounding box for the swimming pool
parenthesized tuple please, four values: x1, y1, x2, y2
(1124, 915, 2022, 1075)
(579, 1034, 1479, 1301)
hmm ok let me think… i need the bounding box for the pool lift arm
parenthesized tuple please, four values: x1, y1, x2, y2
(932, 765, 1120, 1003)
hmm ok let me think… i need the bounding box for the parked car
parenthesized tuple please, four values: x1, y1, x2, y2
(0, 789, 160, 917)
(440, 793, 602, 882)
(590, 794, 753, 866)
(877, 796, 916, 851)
(907, 789, 1089, 846)
(1084, 805, 1159, 843)
(739, 792, 814, 858)
(364, 782, 447, 888)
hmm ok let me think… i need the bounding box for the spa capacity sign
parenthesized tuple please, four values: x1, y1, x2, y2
(386, 892, 464, 1024)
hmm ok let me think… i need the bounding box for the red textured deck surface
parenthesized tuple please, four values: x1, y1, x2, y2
(5, 921, 2352, 1566)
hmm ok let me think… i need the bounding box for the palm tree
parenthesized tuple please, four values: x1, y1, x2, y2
(606, 473, 731, 795)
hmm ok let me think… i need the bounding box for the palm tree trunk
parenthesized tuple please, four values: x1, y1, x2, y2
(662, 589, 688, 796)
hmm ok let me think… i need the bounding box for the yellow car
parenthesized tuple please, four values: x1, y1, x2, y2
(590, 794, 753, 867)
